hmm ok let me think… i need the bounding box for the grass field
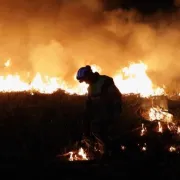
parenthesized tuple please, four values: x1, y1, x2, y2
(0, 91, 180, 177)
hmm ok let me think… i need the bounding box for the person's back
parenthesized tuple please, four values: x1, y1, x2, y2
(87, 72, 122, 120)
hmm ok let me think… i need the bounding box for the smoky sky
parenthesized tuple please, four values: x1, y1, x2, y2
(0, 0, 179, 87)
(104, 0, 175, 12)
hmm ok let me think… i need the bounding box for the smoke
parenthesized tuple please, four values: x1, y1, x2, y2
(175, 0, 180, 6)
(0, 0, 180, 87)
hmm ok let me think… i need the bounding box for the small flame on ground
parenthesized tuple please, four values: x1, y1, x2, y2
(158, 122, 163, 133)
(69, 148, 88, 161)
(78, 148, 88, 160)
(141, 123, 147, 136)
(142, 143, 147, 151)
(169, 146, 176, 152)
(121, 145, 126, 150)
(177, 127, 180, 134)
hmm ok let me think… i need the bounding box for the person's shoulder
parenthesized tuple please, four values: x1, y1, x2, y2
(100, 74, 113, 82)
(99, 75, 114, 87)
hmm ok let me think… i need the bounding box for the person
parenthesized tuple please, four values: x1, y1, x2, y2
(76, 65, 122, 159)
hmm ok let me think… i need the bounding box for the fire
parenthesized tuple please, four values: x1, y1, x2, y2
(69, 148, 88, 161)
(169, 146, 176, 152)
(4, 59, 11, 67)
(121, 145, 126, 150)
(140, 123, 147, 136)
(158, 122, 163, 133)
(177, 127, 180, 134)
(149, 107, 173, 123)
(0, 59, 165, 96)
(113, 62, 164, 97)
(142, 143, 147, 151)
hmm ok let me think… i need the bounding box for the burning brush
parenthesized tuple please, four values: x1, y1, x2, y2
(141, 105, 180, 134)
(141, 106, 173, 123)
(57, 133, 104, 161)
(60, 147, 89, 161)
(57, 105, 180, 161)
(149, 107, 173, 123)
(139, 105, 180, 153)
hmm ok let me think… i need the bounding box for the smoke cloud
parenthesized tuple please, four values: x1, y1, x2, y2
(0, 0, 180, 88)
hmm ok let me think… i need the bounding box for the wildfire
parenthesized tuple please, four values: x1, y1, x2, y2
(0, 59, 165, 96)
(113, 62, 164, 97)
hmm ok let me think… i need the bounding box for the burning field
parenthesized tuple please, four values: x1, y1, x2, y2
(57, 101, 180, 162)
(0, 63, 180, 178)
(1, 0, 180, 177)
(0, 58, 180, 165)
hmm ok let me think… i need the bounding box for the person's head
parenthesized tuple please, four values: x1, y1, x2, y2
(76, 65, 94, 84)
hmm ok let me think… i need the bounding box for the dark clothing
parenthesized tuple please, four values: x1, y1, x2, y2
(84, 72, 122, 154)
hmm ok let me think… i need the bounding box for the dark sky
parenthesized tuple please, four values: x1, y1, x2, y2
(104, 0, 175, 13)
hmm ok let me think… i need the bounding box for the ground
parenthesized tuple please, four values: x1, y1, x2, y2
(0, 91, 180, 177)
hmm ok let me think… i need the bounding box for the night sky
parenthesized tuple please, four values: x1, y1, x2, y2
(104, 0, 175, 13)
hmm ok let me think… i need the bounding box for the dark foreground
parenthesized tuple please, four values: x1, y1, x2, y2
(0, 91, 180, 177)
(1, 153, 180, 178)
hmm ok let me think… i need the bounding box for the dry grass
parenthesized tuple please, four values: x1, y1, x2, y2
(0, 90, 179, 164)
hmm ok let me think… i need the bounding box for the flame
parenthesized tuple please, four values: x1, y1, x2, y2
(149, 107, 173, 123)
(140, 123, 147, 136)
(68, 148, 88, 161)
(169, 146, 176, 152)
(4, 59, 11, 67)
(0, 60, 165, 96)
(142, 143, 147, 151)
(158, 121, 163, 133)
(121, 145, 126, 150)
(113, 62, 164, 97)
(177, 127, 180, 134)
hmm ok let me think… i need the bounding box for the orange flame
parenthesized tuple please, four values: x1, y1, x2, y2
(149, 107, 173, 123)
(158, 121, 163, 133)
(4, 59, 11, 67)
(113, 62, 164, 97)
(0, 60, 165, 96)
(140, 123, 147, 136)
(69, 148, 88, 161)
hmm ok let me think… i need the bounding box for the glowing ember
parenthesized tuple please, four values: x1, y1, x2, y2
(140, 123, 147, 136)
(0, 60, 165, 96)
(142, 143, 147, 151)
(177, 127, 180, 134)
(169, 146, 176, 152)
(121, 145, 126, 150)
(158, 122, 163, 133)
